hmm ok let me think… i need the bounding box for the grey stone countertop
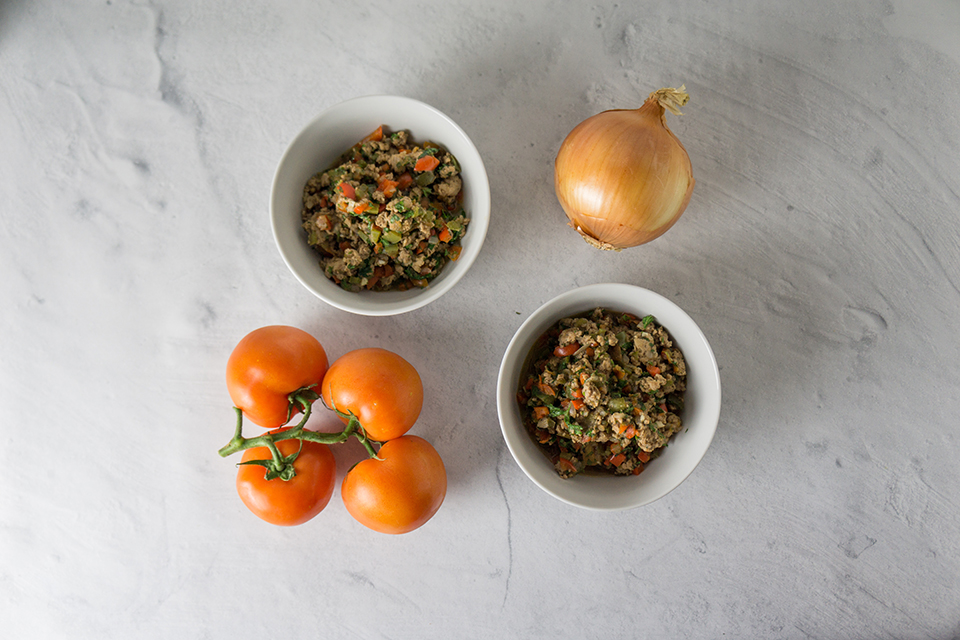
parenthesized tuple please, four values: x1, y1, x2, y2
(2, 1, 958, 637)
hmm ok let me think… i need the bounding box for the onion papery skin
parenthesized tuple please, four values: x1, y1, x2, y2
(555, 93, 694, 250)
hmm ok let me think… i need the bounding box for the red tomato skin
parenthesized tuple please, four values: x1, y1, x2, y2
(236, 434, 336, 526)
(341, 436, 446, 535)
(321, 348, 423, 441)
(227, 326, 328, 428)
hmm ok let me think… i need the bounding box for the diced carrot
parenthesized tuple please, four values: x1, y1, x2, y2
(438, 226, 453, 243)
(447, 245, 462, 261)
(617, 424, 627, 435)
(606, 453, 627, 467)
(579, 372, 590, 385)
(416, 240, 428, 254)
(553, 343, 579, 357)
(414, 155, 440, 172)
(623, 426, 636, 439)
(338, 241, 352, 251)
(647, 365, 661, 376)
(533, 406, 550, 421)
(338, 182, 356, 199)
(381, 264, 394, 277)
(557, 458, 578, 475)
(537, 378, 556, 397)
(396, 172, 414, 190)
(637, 450, 651, 463)
(378, 179, 399, 198)
(570, 399, 585, 411)
(366, 265, 389, 290)
(632, 464, 644, 475)
(571, 388, 583, 399)
(353, 202, 369, 215)
(362, 125, 384, 142)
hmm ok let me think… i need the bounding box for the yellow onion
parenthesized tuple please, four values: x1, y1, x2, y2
(554, 86, 695, 250)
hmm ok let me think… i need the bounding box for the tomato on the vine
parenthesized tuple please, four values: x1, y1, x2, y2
(340, 435, 446, 534)
(227, 326, 328, 428)
(321, 348, 423, 441)
(235, 431, 336, 526)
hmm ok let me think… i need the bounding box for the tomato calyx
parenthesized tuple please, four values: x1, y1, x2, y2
(284, 386, 321, 426)
(237, 437, 304, 481)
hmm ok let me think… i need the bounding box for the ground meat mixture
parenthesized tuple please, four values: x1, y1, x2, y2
(517, 308, 688, 479)
(301, 125, 469, 291)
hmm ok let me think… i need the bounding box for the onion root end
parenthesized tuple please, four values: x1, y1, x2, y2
(570, 222, 620, 251)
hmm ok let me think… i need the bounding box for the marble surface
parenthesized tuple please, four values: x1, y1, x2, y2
(2, 0, 959, 637)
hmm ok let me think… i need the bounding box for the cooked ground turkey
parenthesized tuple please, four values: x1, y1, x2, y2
(517, 308, 687, 478)
(301, 126, 469, 292)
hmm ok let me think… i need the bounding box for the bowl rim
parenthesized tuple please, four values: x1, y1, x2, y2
(496, 282, 722, 511)
(269, 94, 490, 316)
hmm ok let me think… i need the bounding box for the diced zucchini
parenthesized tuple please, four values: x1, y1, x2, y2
(382, 243, 399, 258)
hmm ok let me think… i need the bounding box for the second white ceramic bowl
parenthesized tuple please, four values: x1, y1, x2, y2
(497, 283, 722, 510)
(271, 95, 490, 316)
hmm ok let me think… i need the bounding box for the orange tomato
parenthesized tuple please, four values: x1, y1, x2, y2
(226, 326, 328, 429)
(341, 436, 446, 534)
(321, 348, 423, 441)
(235, 433, 336, 526)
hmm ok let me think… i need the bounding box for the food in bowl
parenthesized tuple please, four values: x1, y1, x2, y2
(516, 307, 687, 478)
(300, 125, 470, 292)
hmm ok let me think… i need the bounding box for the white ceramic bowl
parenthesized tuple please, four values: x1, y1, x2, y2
(271, 95, 490, 316)
(497, 283, 721, 510)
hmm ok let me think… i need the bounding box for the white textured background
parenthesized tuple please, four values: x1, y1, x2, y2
(2, 0, 959, 637)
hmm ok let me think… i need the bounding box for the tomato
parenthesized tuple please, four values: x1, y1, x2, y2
(321, 348, 422, 441)
(340, 435, 446, 534)
(227, 326, 328, 429)
(236, 431, 336, 526)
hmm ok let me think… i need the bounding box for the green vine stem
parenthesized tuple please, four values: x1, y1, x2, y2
(218, 386, 380, 479)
